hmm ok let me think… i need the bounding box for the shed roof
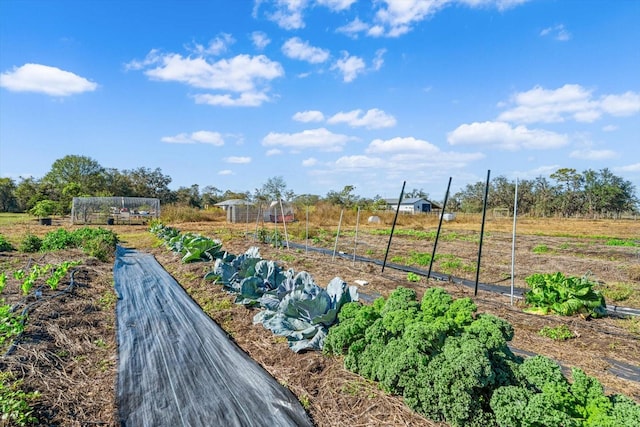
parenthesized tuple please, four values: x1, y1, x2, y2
(214, 199, 252, 206)
(384, 198, 442, 209)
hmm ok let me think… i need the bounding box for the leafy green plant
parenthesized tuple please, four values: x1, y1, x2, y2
(38, 227, 117, 260)
(532, 244, 551, 254)
(45, 261, 81, 290)
(40, 229, 77, 251)
(439, 255, 462, 273)
(0, 302, 25, 347)
(0, 372, 39, 426)
(406, 272, 421, 282)
(19, 234, 42, 253)
(205, 246, 357, 352)
(0, 234, 14, 252)
(29, 199, 59, 218)
(151, 223, 222, 263)
(20, 266, 42, 295)
(538, 324, 575, 341)
(490, 356, 640, 427)
(324, 286, 520, 427)
(605, 238, 639, 247)
(524, 272, 607, 318)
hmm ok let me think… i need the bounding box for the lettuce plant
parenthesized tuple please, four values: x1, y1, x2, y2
(524, 272, 607, 318)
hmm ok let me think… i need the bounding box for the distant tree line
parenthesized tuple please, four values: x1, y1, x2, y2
(0, 155, 637, 218)
(450, 168, 638, 218)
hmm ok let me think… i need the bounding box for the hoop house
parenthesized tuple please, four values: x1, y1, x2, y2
(71, 197, 160, 225)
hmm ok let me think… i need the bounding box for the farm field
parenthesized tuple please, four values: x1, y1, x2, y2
(1, 215, 639, 426)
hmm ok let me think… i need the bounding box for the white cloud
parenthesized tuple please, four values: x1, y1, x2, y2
(251, 31, 271, 50)
(336, 17, 370, 37)
(128, 51, 283, 107)
(224, 156, 251, 164)
(602, 125, 618, 132)
(259, 0, 307, 30)
(600, 92, 640, 116)
(0, 63, 97, 96)
(327, 108, 397, 129)
(293, 110, 325, 122)
(218, 169, 233, 175)
(569, 149, 617, 160)
(334, 155, 386, 169)
(282, 37, 330, 63)
(316, 0, 356, 11)
(497, 84, 640, 124)
(447, 121, 569, 150)
(189, 33, 235, 56)
(373, 0, 444, 37)
(193, 91, 270, 107)
(511, 164, 562, 180)
(366, 136, 439, 154)
(614, 163, 640, 172)
(373, 49, 386, 70)
(302, 157, 318, 166)
(328, 148, 484, 176)
(266, 148, 282, 156)
(262, 127, 357, 151)
(331, 52, 366, 82)
(161, 131, 225, 146)
(540, 24, 571, 41)
(255, 1, 530, 37)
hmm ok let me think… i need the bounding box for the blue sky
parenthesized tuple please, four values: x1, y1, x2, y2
(1, 0, 639, 201)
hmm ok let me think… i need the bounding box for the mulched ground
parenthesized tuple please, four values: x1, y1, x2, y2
(1, 217, 639, 426)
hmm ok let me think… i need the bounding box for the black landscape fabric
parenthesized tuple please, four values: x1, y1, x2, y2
(113, 246, 314, 427)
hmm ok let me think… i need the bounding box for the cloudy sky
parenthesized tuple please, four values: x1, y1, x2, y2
(1, 0, 639, 200)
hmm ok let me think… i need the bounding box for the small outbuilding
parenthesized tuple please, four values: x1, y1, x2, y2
(214, 199, 260, 223)
(384, 197, 440, 214)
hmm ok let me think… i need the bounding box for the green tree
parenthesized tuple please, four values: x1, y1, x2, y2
(201, 186, 222, 207)
(103, 168, 134, 196)
(404, 188, 430, 200)
(261, 176, 289, 201)
(325, 185, 359, 208)
(42, 155, 106, 197)
(13, 177, 57, 212)
(453, 181, 486, 213)
(174, 184, 202, 208)
(550, 168, 583, 217)
(0, 177, 18, 212)
(123, 167, 174, 204)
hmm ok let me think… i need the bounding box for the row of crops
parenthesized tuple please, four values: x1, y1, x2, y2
(1, 227, 119, 426)
(150, 223, 640, 427)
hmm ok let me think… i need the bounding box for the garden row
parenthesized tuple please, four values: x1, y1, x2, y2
(0, 226, 119, 426)
(150, 223, 639, 427)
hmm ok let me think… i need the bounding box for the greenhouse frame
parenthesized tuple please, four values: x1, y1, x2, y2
(71, 196, 160, 225)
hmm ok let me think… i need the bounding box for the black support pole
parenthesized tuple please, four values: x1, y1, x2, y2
(428, 177, 452, 279)
(474, 170, 491, 296)
(382, 181, 406, 273)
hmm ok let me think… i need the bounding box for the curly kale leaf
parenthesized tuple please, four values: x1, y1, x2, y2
(323, 302, 380, 355)
(420, 286, 453, 320)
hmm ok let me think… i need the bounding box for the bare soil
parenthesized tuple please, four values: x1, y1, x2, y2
(1, 217, 639, 426)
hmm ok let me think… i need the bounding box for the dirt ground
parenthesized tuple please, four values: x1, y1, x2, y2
(1, 217, 639, 426)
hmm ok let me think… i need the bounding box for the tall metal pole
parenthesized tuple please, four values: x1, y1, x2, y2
(279, 199, 290, 249)
(332, 209, 344, 261)
(382, 181, 406, 273)
(510, 178, 519, 305)
(474, 170, 491, 296)
(428, 177, 452, 279)
(305, 205, 309, 254)
(353, 206, 361, 266)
